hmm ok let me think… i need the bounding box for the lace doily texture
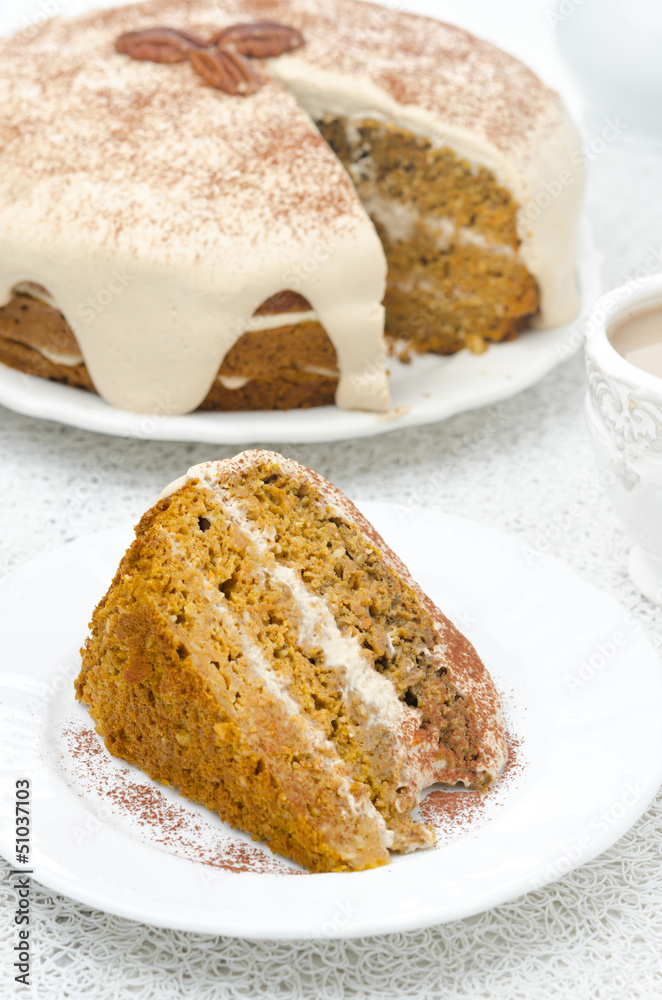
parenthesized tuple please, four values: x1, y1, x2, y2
(2, 47, 662, 1000)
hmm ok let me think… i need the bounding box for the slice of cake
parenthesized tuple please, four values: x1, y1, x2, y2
(75, 451, 507, 873)
(0, 0, 583, 415)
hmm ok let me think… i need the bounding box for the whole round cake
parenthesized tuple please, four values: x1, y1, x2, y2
(0, 0, 584, 415)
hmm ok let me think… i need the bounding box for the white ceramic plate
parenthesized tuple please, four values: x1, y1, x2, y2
(0, 226, 600, 444)
(2, 500, 658, 940)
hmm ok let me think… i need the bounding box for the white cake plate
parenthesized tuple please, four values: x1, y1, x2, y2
(1, 501, 660, 939)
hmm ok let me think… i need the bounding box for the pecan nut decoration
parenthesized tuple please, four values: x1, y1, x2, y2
(115, 27, 206, 63)
(211, 21, 305, 58)
(189, 47, 261, 97)
(115, 20, 305, 96)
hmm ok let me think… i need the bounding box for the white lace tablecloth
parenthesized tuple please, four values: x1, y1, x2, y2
(2, 35, 662, 1000)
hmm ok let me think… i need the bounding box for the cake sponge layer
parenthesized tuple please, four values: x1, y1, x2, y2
(76, 451, 506, 872)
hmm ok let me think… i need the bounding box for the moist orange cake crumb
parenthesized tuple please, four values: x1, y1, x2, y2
(75, 451, 507, 872)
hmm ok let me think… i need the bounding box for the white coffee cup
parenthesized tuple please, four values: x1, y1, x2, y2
(585, 273, 662, 605)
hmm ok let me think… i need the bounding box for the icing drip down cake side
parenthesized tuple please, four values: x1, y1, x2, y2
(0, 0, 584, 416)
(75, 451, 507, 873)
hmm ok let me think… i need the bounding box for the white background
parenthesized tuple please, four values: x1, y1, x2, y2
(1, 1, 662, 999)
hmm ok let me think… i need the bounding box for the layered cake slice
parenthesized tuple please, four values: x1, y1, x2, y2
(0, 0, 583, 414)
(75, 451, 507, 872)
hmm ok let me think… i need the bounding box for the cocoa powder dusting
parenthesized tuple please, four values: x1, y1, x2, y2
(419, 732, 525, 844)
(62, 719, 303, 875)
(0, 0, 567, 267)
(61, 716, 526, 872)
(0, 1, 366, 256)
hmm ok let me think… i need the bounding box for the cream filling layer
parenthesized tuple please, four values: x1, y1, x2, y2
(164, 530, 391, 846)
(359, 191, 516, 258)
(216, 375, 251, 390)
(27, 353, 338, 382)
(298, 365, 340, 378)
(244, 310, 318, 331)
(161, 463, 449, 791)
(211, 488, 414, 731)
(216, 365, 339, 391)
(228, 491, 449, 792)
(162, 455, 506, 786)
(160, 470, 416, 751)
(180, 471, 447, 799)
(38, 347, 85, 367)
